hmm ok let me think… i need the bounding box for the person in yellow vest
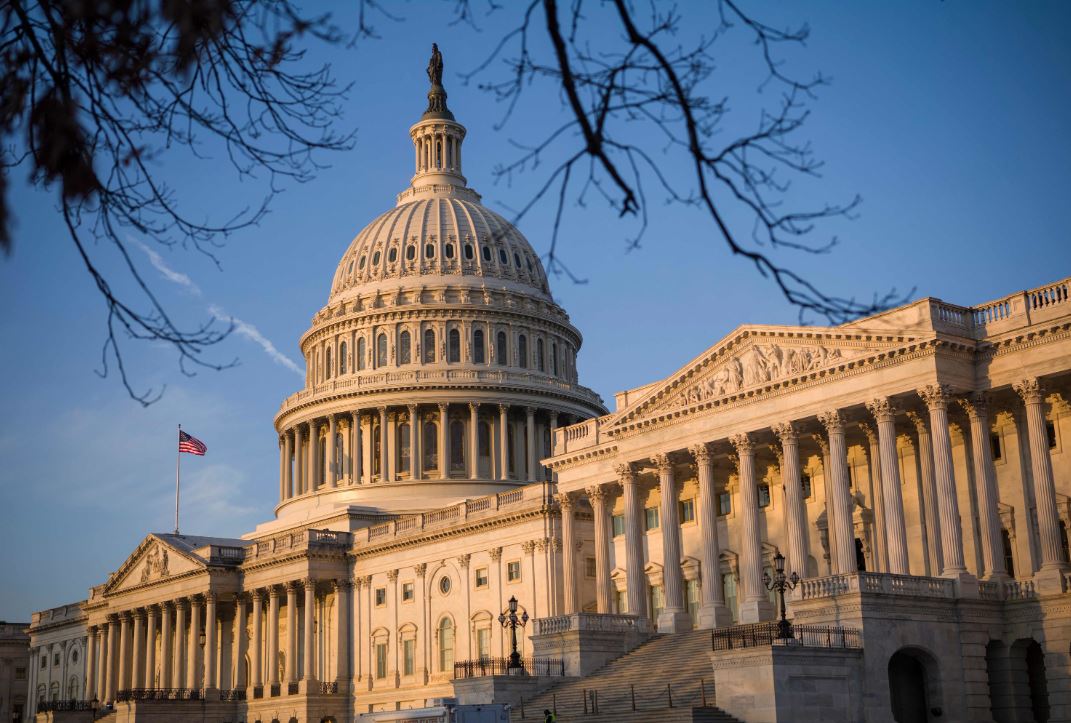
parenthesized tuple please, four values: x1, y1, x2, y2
(543, 709, 556, 723)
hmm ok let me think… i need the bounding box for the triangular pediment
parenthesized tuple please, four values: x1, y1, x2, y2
(609, 325, 923, 428)
(105, 535, 205, 594)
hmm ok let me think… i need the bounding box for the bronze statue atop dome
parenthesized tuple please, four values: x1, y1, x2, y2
(423, 43, 453, 119)
(427, 43, 444, 87)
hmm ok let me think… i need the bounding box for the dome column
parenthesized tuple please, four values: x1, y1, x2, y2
(525, 407, 537, 482)
(379, 407, 389, 482)
(293, 425, 304, 495)
(351, 410, 363, 484)
(326, 414, 338, 488)
(498, 405, 510, 480)
(469, 403, 480, 479)
(438, 403, 449, 478)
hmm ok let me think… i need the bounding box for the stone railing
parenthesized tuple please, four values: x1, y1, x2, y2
(979, 579, 1037, 601)
(359, 484, 545, 546)
(30, 602, 85, 629)
(797, 572, 955, 601)
(533, 612, 643, 636)
(278, 368, 602, 414)
(553, 416, 610, 456)
(249, 528, 352, 561)
(930, 276, 1070, 338)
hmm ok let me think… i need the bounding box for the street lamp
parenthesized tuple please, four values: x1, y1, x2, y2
(498, 596, 529, 673)
(762, 551, 799, 640)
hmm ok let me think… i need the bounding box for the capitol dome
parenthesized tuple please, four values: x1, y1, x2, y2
(266, 46, 606, 530)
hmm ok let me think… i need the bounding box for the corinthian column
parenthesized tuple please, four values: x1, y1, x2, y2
(85, 626, 99, 700)
(131, 610, 144, 689)
(234, 595, 248, 690)
(144, 606, 156, 689)
(690, 444, 733, 628)
(293, 425, 304, 495)
(732, 434, 773, 623)
(959, 394, 1009, 581)
(106, 616, 118, 700)
(159, 603, 172, 690)
(335, 580, 352, 687)
(284, 430, 293, 498)
(409, 404, 421, 479)
(818, 411, 856, 575)
(351, 410, 363, 484)
(1014, 379, 1070, 578)
(653, 453, 690, 632)
(173, 600, 186, 688)
(438, 403, 449, 478)
(279, 436, 287, 502)
(187, 597, 201, 688)
(268, 586, 280, 686)
(469, 403, 480, 479)
(251, 591, 263, 689)
(866, 399, 910, 574)
(860, 423, 887, 572)
(617, 462, 649, 623)
(326, 414, 338, 488)
(918, 385, 972, 582)
(307, 419, 320, 491)
(771, 424, 810, 580)
(526, 407, 538, 481)
(204, 593, 217, 689)
(907, 411, 943, 575)
(499, 405, 510, 479)
(586, 484, 613, 614)
(556, 493, 578, 613)
(303, 579, 316, 682)
(286, 582, 299, 684)
(117, 613, 131, 692)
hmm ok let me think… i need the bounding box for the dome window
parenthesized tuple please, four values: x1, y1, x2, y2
(348, 260, 354, 274)
(339, 341, 348, 374)
(445, 243, 455, 259)
(376, 333, 388, 368)
(399, 331, 412, 365)
(495, 331, 508, 366)
(357, 337, 367, 370)
(473, 329, 486, 364)
(372, 251, 381, 266)
(518, 334, 528, 369)
(514, 252, 522, 267)
(482, 246, 492, 262)
(388, 247, 398, 263)
(423, 329, 436, 363)
(406, 245, 416, 261)
(425, 243, 435, 259)
(359, 255, 367, 270)
(498, 248, 508, 265)
(464, 244, 474, 260)
(526, 256, 533, 272)
(537, 338, 545, 372)
(448, 329, 461, 363)
(552, 342, 559, 376)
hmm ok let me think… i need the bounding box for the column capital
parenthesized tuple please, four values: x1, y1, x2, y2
(456, 554, 471, 569)
(204, 591, 217, 604)
(956, 392, 989, 420)
(132, 609, 146, 621)
(268, 585, 283, 600)
(729, 432, 754, 455)
(554, 492, 574, 509)
(378, 405, 388, 415)
(771, 422, 797, 444)
(525, 405, 535, 418)
(1013, 378, 1044, 405)
(173, 598, 188, 611)
(498, 403, 509, 415)
(119, 610, 133, 621)
(407, 403, 417, 413)
(614, 461, 637, 485)
(688, 443, 712, 464)
(651, 452, 673, 473)
(285, 580, 300, 594)
(817, 409, 845, 433)
(386, 569, 400, 581)
(333, 578, 353, 592)
(437, 402, 448, 413)
(865, 397, 897, 424)
(858, 422, 878, 444)
(905, 410, 927, 433)
(521, 540, 537, 555)
(810, 433, 829, 456)
(469, 402, 480, 412)
(918, 383, 955, 410)
(488, 547, 503, 562)
(585, 483, 609, 503)
(302, 577, 317, 590)
(414, 562, 428, 577)
(250, 588, 264, 602)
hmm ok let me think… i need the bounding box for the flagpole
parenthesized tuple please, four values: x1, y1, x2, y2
(175, 423, 181, 535)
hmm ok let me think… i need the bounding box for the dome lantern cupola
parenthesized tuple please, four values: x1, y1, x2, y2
(402, 43, 472, 203)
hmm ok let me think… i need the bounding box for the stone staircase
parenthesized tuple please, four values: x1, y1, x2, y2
(510, 630, 741, 722)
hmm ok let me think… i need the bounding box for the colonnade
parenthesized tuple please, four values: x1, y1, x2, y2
(85, 579, 352, 703)
(278, 404, 567, 502)
(558, 380, 1069, 632)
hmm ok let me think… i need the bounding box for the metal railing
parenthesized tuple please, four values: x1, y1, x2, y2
(454, 657, 566, 679)
(514, 678, 717, 719)
(711, 622, 862, 651)
(38, 700, 95, 712)
(115, 688, 201, 701)
(219, 689, 246, 702)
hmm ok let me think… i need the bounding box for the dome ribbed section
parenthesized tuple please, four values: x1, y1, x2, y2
(329, 196, 550, 303)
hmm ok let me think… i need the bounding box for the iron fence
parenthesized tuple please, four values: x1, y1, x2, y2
(38, 700, 95, 712)
(453, 657, 566, 679)
(115, 688, 202, 701)
(711, 622, 862, 651)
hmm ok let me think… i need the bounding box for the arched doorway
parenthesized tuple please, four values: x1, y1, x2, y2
(1025, 640, 1050, 723)
(888, 650, 930, 723)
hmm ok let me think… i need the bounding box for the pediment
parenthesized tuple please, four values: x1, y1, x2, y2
(105, 535, 204, 594)
(609, 326, 923, 428)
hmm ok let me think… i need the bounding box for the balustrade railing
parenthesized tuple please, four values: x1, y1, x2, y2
(38, 700, 96, 712)
(115, 688, 202, 702)
(797, 572, 954, 600)
(711, 622, 862, 651)
(533, 612, 642, 635)
(453, 657, 566, 679)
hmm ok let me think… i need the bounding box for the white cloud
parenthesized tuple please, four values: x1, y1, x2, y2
(133, 239, 302, 377)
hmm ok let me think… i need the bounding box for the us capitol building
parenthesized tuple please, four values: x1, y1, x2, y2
(22, 49, 1071, 723)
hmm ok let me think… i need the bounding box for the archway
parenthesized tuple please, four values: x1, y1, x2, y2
(888, 649, 932, 723)
(1025, 640, 1050, 723)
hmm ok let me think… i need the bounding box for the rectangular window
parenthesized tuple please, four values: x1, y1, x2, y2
(757, 484, 771, 508)
(507, 561, 522, 582)
(801, 474, 812, 499)
(40, 656, 46, 669)
(53, 653, 60, 666)
(614, 589, 627, 614)
(686, 579, 700, 627)
(990, 432, 1003, 461)
(679, 499, 695, 523)
(401, 582, 414, 602)
(375, 643, 388, 679)
(585, 557, 597, 578)
(475, 567, 489, 588)
(717, 492, 732, 516)
(645, 506, 660, 531)
(1046, 420, 1057, 449)
(402, 638, 415, 676)
(374, 587, 387, 607)
(611, 514, 626, 537)
(648, 584, 665, 620)
(722, 573, 738, 623)
(477, 628, 491, 660)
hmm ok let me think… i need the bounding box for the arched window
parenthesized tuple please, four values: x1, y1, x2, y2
(357, 337, 367, 371)
(438, 618, 455, 672)
(425, 242, 435, 259)
(473, 329, 486, 364)
(518, 335, 528, 368)
(464, 243, 474, 260)
(514, 252, 522, 267)
(552, 342, 559, 376)
(496, 331, 508, 366)
(499, 248, 508, 264)
(448, 329, 461, 363)
(67, 675, 78, 700)
(388, 247, 398, 263)
(424, 421, 438, 471)
(450, 420, 465, 471)
(406, 244, 416, 261)
(399, 330, 412, 365)
(436, 140, 442, 168)
(479, 422, 491, 457)
(423, 329, 436, 363)
(481, 245, 492, 262)
(445, 243, 455, 259)
(372, 422, 381, 476)
(339, 341, 347, 374)
(376, 333, 388, 368)
(372, 250, 381, 266)
(398, 423, 411, 474)
(325, 347, 332, 379)
(358, 255, 367, 269)
(537, 338, 545, 372)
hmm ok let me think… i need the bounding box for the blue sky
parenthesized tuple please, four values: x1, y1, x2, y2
(1, 1, 1070, 620)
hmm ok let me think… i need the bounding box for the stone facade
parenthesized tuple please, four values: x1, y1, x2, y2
(1, 621, 29, 723)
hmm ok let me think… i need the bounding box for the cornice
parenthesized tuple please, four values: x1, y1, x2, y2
(548, 444, 620, 473)
(352, 505, 548, 558)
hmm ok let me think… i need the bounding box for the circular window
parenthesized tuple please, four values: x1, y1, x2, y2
(465, 244, 474, 260)
(439, 576, 452, 595)
(482, 246, 492, 262)
(498, 248, 508, 264)
(445, 243, 455, 259)
(372, 251, 381, 266)
(388, 247, 398, 263)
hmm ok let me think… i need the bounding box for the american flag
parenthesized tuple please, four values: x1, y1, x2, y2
(178, 430, 207, 456)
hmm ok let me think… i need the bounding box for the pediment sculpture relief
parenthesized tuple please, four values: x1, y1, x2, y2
(140, 545, 170, 583)
(678, 343, 849, 407)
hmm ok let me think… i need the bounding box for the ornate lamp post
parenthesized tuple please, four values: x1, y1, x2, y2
(762, 551, 800, 640)
(498, 596, 529, 673)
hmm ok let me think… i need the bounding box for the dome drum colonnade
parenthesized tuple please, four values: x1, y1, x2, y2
(273, 46, 605, 511)
(83, 578, 352, 703)
(556, 377, 1069, 633)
